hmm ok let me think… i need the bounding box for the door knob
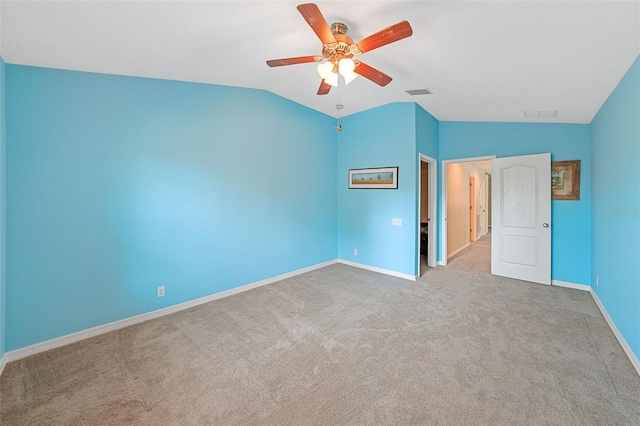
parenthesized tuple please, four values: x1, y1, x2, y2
(543, 223, 549, 228)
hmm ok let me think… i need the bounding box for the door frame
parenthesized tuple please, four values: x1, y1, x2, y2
(440, 155, 495, 266)
(484, 172, 491, 233)
(418, 153, 437, 271)
(469, 175, 476, 243)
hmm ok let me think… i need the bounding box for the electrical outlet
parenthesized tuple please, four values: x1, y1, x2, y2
(392, 218, 402, 226)
(354, 249, 358, 256)
(157, 286, 165, 297)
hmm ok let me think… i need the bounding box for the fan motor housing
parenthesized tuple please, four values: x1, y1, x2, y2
(331, 22, 348, 35)
(322, 22, 361, 61)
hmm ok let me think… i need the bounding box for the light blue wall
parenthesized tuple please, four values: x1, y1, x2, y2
(337, 103, 418, 276)
(439, 122, 592, 285)
(591, 55, 640, 359)
(416, 104, 439, 159)
(415, 105, 439, 268)
(2, 57, 636, 366)
(0, 57, 6, 360)
(5, 65, 337, 351)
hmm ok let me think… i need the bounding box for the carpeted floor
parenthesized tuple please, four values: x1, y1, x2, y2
(1, 238, 639, 425)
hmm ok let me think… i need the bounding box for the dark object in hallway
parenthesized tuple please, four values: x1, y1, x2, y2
(420, 222, 428, 255)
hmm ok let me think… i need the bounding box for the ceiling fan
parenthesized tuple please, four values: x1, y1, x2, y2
(266, 3, 413, 95)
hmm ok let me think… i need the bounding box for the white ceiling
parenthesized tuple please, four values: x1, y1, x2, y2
(1, 1, 638, 123)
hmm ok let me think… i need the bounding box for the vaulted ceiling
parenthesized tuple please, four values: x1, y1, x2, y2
(1, 1, 638, 123)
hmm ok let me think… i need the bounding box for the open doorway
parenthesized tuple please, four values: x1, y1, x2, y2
(441, 156, 494, 265)
(418, 154, 437, 276)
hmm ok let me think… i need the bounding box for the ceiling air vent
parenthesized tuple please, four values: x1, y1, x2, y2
(406, 88, 433, 96)
(524, 110, 557, 118)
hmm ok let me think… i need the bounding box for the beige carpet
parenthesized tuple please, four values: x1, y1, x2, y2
(2, 238, 639, 425)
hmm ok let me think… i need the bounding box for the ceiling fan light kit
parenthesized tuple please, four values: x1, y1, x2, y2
(317, 57, 357, 87)
(267, 3, 413, 95)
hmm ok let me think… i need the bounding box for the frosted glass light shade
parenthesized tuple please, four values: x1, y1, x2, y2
(338, 58, 358, 85)
(324, 73, 339, 87)
(317, 62, 334, 80)
(343, 71, 359, 85)
(338, 58, 355, 75)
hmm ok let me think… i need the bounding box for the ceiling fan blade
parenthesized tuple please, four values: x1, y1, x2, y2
(266, 56, 322, 67)
(297, 3, 336, 45)
(354, 61, 393, 86)
(356, 21, 413, 54)
(317, 80, 332, 95)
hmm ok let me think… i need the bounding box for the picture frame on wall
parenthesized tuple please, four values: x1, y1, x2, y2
(349, 167, 399, 189)
(551, 160, 580, 200)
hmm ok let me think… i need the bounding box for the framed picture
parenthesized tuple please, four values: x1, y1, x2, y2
(349, 167, 398, 189)
(551, 160, 580, 200)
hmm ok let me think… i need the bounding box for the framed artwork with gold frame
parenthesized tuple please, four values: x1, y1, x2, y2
(551, 160, 580, 200)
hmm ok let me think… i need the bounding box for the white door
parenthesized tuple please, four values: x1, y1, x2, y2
(491, 153, 551, 285)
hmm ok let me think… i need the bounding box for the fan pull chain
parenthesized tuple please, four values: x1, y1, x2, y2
(335, 71, 343, 132)
(335, 104, 343, 132)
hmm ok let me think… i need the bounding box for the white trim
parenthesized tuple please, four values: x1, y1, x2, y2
(441, 155, 496, 265)
(437, 260, 446, 266)
(337, 259, 416, 281)
(418, 153, 438, 271)
(551, 280, 591, 292)
(447, 242, 470, 259)
(589, 289, 640, 377)
(1, 260, 337, 366)
(0, 354, 6, 377)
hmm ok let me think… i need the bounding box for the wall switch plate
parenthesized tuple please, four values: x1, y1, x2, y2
(596, 277, 599, 287)
(157, 286, 165, 297)
(392, 218, 402, 226)
(354, 249, 358, 256)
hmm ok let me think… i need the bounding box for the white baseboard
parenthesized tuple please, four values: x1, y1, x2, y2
(0, 353, 6, 377)
(551, 279, 591, 292)
(437, 260, 446, 266)
(337, 259, 416, 281)
(550, 280, 638, 376)
(447, 243, 470, 259)
(590, 289, 640, 377)
(4, 260, 637, 381)
(2, 260, 337, 367)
